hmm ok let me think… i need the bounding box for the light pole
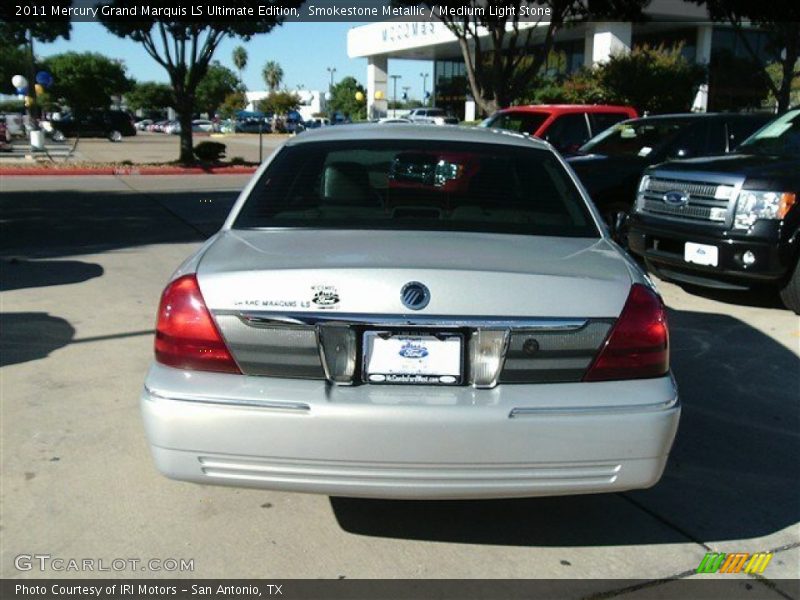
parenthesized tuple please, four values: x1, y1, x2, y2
(326, 66, 337, 90)
(390, 74, 401, 118)
(420, 72, 429, 105)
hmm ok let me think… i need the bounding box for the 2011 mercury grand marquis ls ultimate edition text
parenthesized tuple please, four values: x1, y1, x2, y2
(141, 125, 680, 499)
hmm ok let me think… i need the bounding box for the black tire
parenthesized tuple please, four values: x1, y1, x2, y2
(779, 261, 800, 314)
(108, 130, 122, 142)
(52, 130, 65, 142)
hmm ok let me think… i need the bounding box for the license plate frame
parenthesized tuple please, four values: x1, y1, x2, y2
(362, 331, 464, 385)
(684, 242, 719, 267)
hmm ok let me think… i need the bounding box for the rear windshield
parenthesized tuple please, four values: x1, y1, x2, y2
(234, 140, 598, 238)
(580, 118, 690, 157)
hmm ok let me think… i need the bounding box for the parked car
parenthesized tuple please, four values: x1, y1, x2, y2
(407, 107, 459, 125)
(135, 119, 153, 131)
(480, 104, 637, 154)
(0, 117, 10, 151)
(304, 117, 331, 129)
(192, 119, 215, 133)
(1, 113, 25, 137)
(141, 124, 680, 499)
(165, 120, 181, 135)
(234, 118, 271, 134)
(569, 113, 773, 233)
(50, 110, 136, 142)
(628, 108, 800, 313)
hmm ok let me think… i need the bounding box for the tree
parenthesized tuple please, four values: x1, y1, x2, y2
(125, 81, 175, 112)
(44, 52, 133, 113)
(100, 2, 302, 163)
(232, 45, 248, 86)
(327, 76, 367, 120)
(597, 44, 707, 113)
(0, 42, 30, 95)
(400, 0, 648, 115)
(262, 60, 284, 92)
(0, 1, 72, 125)
(256, 90, 300, 115)
(219, 90, 247, 118)
(692, 1, 800, 112)
(196, 62, 241, 116)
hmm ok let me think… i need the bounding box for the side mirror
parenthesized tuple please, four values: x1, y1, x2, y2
(614, 211, 629, 235)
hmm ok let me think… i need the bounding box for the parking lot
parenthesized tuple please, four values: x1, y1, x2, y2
(0, 174, 798, 591)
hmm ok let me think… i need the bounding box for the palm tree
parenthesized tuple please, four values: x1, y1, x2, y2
(262, 61, 284, 92)
(232, 46, 248, 88)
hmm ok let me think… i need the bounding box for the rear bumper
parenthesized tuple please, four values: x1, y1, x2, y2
(141, 363, 680, 499)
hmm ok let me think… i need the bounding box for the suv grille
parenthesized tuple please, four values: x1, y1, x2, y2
(640, 177, 733, 224)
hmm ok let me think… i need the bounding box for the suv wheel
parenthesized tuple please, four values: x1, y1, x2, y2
(108, 130, 122, 142)
(52, 130, 65, 142)
(779, 260, 800, 314)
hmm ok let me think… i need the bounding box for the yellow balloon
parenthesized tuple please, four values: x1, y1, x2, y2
(355, 91, 364, 102)
(24, 95, 34, 107)
(374, 90, 384, 100)
(35, 83, 45, 95)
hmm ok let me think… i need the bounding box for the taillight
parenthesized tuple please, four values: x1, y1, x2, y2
(584, 284, 669, 382)
(154, 274, 240, 374)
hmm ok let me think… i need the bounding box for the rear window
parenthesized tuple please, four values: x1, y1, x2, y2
(235, 140, 598, 238)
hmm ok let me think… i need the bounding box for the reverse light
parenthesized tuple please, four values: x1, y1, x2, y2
(154, 274, 240, 374)
(469, 329, 509, 388)
(734, 191, 796, 230)
(584, 284, 669, 382)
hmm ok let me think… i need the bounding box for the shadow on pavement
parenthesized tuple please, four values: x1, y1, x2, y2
(0, 258, 104, 292)
(675, 282, 786, 310)
(0, 189, 238, 259)
(0, 312, 75, 367)
(331, 308, 800, 546)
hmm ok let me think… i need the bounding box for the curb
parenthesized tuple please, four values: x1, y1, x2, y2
(0, 166, 259, 176)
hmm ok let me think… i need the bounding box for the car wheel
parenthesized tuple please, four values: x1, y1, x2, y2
(108, 130, 122, 142)
(779, 260, 800, 314)
(52, 130, 65, 142)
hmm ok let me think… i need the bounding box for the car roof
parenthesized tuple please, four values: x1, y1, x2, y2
(285, 123, 550, 150)
(497, 104, 635, 114)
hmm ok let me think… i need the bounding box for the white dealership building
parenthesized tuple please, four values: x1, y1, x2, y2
(347, 0, 773, 119)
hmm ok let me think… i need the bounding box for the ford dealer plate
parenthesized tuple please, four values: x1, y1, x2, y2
(684, 242, 719, 267)
(363, 332, 463, 385)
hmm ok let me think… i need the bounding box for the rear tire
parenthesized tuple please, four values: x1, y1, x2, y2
(52, 130, 65, 142)
(108, 130, 122, 142)
(779, 261, 800, 314)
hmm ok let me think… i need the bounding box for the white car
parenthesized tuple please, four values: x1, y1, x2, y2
(407, 108, 459, 125)
(141, 124, 680, 499)
(192, 119, 215, 132)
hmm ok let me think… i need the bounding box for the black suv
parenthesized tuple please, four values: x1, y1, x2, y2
(627, 109, 800, 312)
(568, 113, 771, 229)
(50, 110, 136, 142)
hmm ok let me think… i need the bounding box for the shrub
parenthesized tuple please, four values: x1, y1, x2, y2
(193, 141, 226, 162)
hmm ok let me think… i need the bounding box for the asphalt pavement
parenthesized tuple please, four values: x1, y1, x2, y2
(1, 175, 797, 593)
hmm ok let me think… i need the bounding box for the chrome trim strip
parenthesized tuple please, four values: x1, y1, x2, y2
(143, 387, 311, 412)
(230, 311, 588, 331)
(508, 396, 679, 418)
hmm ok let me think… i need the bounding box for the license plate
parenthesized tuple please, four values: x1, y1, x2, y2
(684, 242, 718, 267)
(363, 332, 463, 385)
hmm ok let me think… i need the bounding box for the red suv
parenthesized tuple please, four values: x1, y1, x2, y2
(480, 104, 638, 154)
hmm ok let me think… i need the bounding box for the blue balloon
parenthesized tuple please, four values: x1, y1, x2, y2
(35, 71, 53, 87)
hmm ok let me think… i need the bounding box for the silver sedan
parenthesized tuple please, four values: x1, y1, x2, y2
(141, 124, 680, 499)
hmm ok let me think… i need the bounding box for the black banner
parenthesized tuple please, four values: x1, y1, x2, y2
(3, 579, 800, 600)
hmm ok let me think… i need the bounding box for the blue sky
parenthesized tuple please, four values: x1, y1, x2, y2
(37, 22, 433, 100)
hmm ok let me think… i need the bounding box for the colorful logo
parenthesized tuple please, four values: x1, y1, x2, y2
(696, 552, 773, 574)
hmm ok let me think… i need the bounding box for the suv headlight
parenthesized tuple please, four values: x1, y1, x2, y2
(634, 175, 650, 212)
(733, 191, 796, 230)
